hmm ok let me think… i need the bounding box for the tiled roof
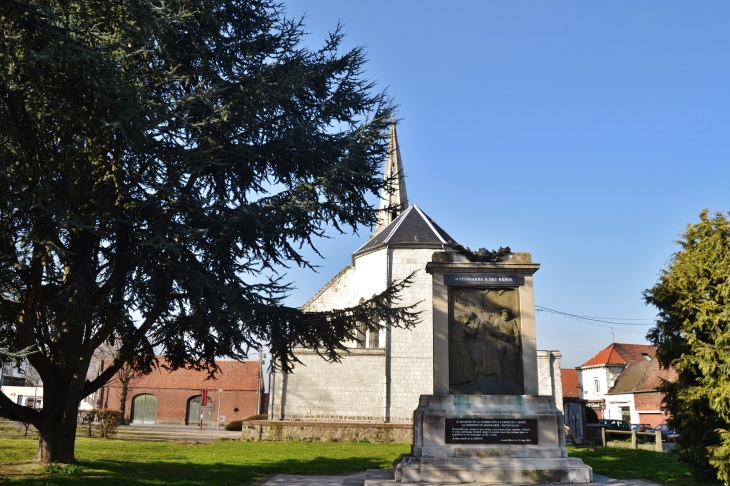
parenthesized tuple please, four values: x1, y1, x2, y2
(561, 369, 581, 398)
(354, 205, 460, 256)
(639, 361, 678, 391)
(102, 358, 261, 391)
(608, 359, 677, 394)
(582, 343, 656, 367)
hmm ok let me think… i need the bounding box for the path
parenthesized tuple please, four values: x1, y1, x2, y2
(261, 470, 663, 486)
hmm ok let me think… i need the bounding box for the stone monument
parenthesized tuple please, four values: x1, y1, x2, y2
(391, 251, 592, 484)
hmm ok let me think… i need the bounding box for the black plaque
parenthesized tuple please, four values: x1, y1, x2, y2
(443, 274, 525, 286)
(445, 418, 538, 444)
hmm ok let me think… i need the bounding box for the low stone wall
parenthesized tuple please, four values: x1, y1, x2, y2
(241, 420, 412, 443)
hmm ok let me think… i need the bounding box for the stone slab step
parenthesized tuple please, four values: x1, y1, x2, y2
(364, 469, 663, 486)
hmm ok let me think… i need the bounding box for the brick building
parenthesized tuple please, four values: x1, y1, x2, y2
(100, 358, 265, 425)
(575, 342, 676, 426)
(605, 356, 677, 427)
(268, 125, 562, 427)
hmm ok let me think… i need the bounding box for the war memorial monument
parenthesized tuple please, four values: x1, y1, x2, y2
(386, 251, 593, 484)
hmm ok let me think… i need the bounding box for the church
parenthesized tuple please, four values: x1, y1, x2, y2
(267, 125, 562, 436)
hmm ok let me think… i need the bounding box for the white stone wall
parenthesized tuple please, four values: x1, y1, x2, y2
(388, 247, 436, 422)
(271, 246, 438, 424)
(302, 266, 356, 313)
(537, 350, 563, 412)
(353, 250, 388, 304)
(272, 349, 386, 422)
(579, 365, 624, 401)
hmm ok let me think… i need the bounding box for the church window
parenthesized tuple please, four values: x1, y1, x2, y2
(356, 298, 367, 348)
(356, 321, 366, 349)
(368, 329, 379, 349)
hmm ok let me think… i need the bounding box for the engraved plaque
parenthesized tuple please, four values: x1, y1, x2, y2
(445, 418, 538, 444)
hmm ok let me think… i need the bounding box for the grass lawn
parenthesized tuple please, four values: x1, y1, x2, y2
(0, 437, 722, 485)
(0, 437, 410, 485)
(568, 445, 721, 486)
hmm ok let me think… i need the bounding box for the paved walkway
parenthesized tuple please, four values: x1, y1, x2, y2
(261, 471, 662, 486)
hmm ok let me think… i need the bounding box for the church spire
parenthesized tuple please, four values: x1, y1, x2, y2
(373, 123, 409, 237)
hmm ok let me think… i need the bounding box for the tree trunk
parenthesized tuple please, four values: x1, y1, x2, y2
(31, 359, 91, 464)
(119, 382, 129, 424)
(34, 417, 78, 463)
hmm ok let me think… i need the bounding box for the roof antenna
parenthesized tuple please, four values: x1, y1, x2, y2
(611, 326, 615, 343)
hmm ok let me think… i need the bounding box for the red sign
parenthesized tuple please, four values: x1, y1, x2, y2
(201, 389, 208, 406)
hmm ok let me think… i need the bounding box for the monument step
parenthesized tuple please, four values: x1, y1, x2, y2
(363, 469, 661, 486)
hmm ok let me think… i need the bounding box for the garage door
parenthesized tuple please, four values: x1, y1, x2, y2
(132, 394, 157, 424)
(186, 396, 213, 426)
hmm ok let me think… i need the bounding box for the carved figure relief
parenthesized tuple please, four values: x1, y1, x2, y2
(448, 287, 524, 395)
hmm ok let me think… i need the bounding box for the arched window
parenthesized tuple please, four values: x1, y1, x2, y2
(356, 297, 381, 349)
(131, 394, 157, 424)
(594, 379, 600, 394)
(356, 298, 367, 348)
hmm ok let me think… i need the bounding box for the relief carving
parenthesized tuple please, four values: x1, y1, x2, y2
(449, 287, 524, 395)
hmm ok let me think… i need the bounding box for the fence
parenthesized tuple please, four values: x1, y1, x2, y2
(592, 428, 663, 452)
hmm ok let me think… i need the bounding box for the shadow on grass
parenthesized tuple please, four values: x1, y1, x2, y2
(0, 456, 388, 485)
(568, 446, 721, 486)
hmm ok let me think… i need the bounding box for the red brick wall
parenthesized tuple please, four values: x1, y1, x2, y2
(635, 392, 670, 427)
(634, 392, 663, 411)
(101, 386, 259, 424)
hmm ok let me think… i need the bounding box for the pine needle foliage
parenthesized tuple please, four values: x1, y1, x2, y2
(0, 0, 417, 463)
(645, 209, 730, 483)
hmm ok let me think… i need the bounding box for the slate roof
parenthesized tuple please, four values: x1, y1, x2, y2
(102, 358, 261, 391)
(581, 343, 656, 367)
(561, 368, 581, 398)
(354, 204, 460, 256)
(607, 359, 677, 395)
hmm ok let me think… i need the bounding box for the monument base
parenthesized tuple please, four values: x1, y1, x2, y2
(394, 394, 592, 484)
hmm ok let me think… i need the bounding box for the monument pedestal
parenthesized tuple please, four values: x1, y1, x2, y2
(394, 394, 592, 483)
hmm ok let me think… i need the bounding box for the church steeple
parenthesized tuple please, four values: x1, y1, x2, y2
(373, 123, 408, 237)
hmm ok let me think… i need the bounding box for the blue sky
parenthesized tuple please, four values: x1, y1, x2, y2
(277, 1, 730, 368)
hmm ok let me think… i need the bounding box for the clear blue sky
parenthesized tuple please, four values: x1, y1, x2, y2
(278, 1, 730, 368)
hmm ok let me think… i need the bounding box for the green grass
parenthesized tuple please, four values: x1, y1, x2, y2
(568, 445, 721, 485)
(0, 437, 410, 485)
(0, 438, 722, 485)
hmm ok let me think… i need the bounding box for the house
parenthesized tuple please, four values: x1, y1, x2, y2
(0, 385, 45, 410)
(99, 358, 265, 425)
(268, 124, 564, 430)
(605, 357, 677, 427)
(576, 342, 675, 426)
(2, 378, 95, 411)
